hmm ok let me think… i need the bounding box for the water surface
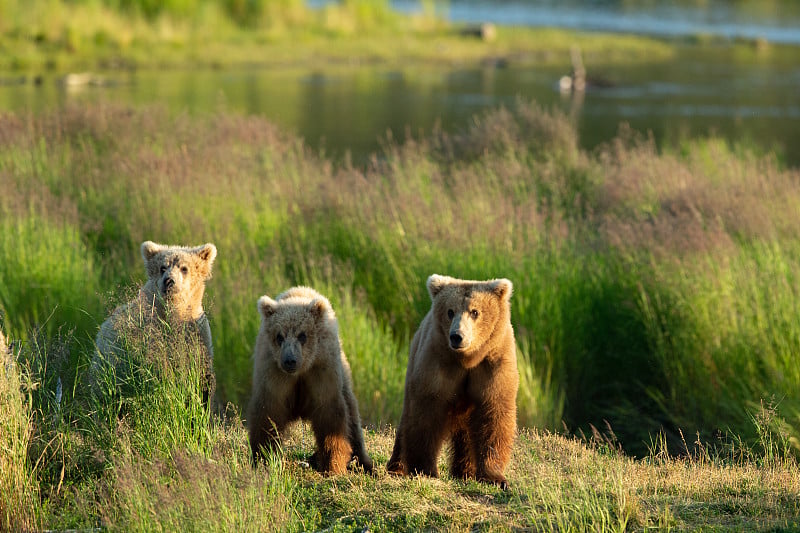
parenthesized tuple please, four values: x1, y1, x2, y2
(383, 0, 800, 44)
(2, 0, 799, 166)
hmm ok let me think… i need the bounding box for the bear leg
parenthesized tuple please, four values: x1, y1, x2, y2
(387, 390, 412, 475)
(399, 404, 450, 478)
(449, 427, 476, 480)
(247, 394, 288, 464)
(386, 425, 406, 475)
(343, 384, 373, 473)
(470, 402, 515, 489)
(310, 400, 353, 474)
(314, 433, 352, 474)
(248, 414, 284, 464)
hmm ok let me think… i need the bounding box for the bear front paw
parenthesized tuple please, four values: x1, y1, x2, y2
(478, 473, 510, 490)
(385, 459, 406, 475)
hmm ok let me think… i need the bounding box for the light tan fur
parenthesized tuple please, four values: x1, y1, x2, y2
(247, 286, 372, 474)
(387, 274, 518, 488)
(92, 241, 217, 398)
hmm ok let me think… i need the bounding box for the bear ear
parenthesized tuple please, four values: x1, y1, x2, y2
(258, 295, 277, 319)
(426, 274, 449, 300)
(194, 243, 217, 266)
(193, 243, 217, 279)
(141, 241, 165, 262)
(491, 278, 513, 302)
(308, 298, 329, 320)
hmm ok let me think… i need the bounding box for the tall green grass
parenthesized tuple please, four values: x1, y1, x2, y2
(0, 343, 39, 531)
(2, 101, 800, 529)
(0, 314, 298, 530)
(0, 215, 101, 340)
(2, 102, 799, 458)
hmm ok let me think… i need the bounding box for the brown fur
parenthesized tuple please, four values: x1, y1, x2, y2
(387, 274, 518, 488)
(247, 286, 373, 474)
(92, 241, 217, 399)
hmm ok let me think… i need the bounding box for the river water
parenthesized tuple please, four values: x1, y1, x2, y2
(387, 0, 800, 45)
(2, 0, 799, 165)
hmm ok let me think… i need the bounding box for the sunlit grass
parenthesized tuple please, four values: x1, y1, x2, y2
(0, 215, 101, 340)
(2, 101, 800, 528)
(2, 102, 800, 450)
(0, 342, 39, 531)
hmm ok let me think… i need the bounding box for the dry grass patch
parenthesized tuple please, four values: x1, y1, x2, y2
(259, 425, 800, 531)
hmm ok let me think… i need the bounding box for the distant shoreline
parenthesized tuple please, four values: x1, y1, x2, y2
(4, 0, 796, 75)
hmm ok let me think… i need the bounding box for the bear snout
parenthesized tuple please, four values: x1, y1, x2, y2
(281, 357, 298, 373)
(448, 314, 472, 351)
(449, 332, 464, 349)
(163, 276, 176, 292)
(280, 345, 302, 374)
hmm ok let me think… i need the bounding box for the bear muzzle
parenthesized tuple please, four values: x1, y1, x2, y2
(162, 276, 176, 293)
(448, 315, 473, 351)
(280, 344, 302, 374)
(449, 328, 474, 351)
(449, 332, 464, 350)
(160, 268, 181, 296)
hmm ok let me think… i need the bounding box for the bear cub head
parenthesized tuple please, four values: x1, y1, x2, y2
(257, 287, 336, 375)
(141, 241, 217, 319)
(427, 274, 513, 355)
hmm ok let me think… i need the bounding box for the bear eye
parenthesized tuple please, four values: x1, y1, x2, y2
(297, 332, 307, 345)
(447, 309, 454, 319)
(470, 309, 479, 319)
(180, 265, 189, 275)
(276, 333, 284, 346)
(160, 265, 168, 274)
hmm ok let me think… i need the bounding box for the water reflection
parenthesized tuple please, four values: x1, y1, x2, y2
(1, 46, 798, 166)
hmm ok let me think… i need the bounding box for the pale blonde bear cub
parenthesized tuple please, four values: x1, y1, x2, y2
(93, 241, 217, 400)
(388, 274, 518, 489)
(247, 286, 373, 474)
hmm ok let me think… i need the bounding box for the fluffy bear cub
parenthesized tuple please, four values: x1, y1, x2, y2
(387, 274, 518, 488)
(247, 286, 373, 474)
(92, 241, 217, 401)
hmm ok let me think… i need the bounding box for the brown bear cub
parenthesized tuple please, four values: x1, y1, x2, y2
(387, 274, 518, 488)
(247, 286, 373, 474)
(92, 241, 217, 402)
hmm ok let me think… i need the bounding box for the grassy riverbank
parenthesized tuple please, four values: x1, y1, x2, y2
(5, 379, 800, 531)
(2, 101, 800, 529)
(2, 101, 800, 449)
(3, 332, 800, 531)
(0, 0, 680, 73)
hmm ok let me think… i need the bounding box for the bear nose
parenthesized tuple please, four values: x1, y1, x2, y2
(163, 276, 175, 291)
(449, 333, 463, 348)
(281, 357, 298, 373)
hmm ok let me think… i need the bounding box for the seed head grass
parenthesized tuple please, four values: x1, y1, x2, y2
(2, 102, 800, 528)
